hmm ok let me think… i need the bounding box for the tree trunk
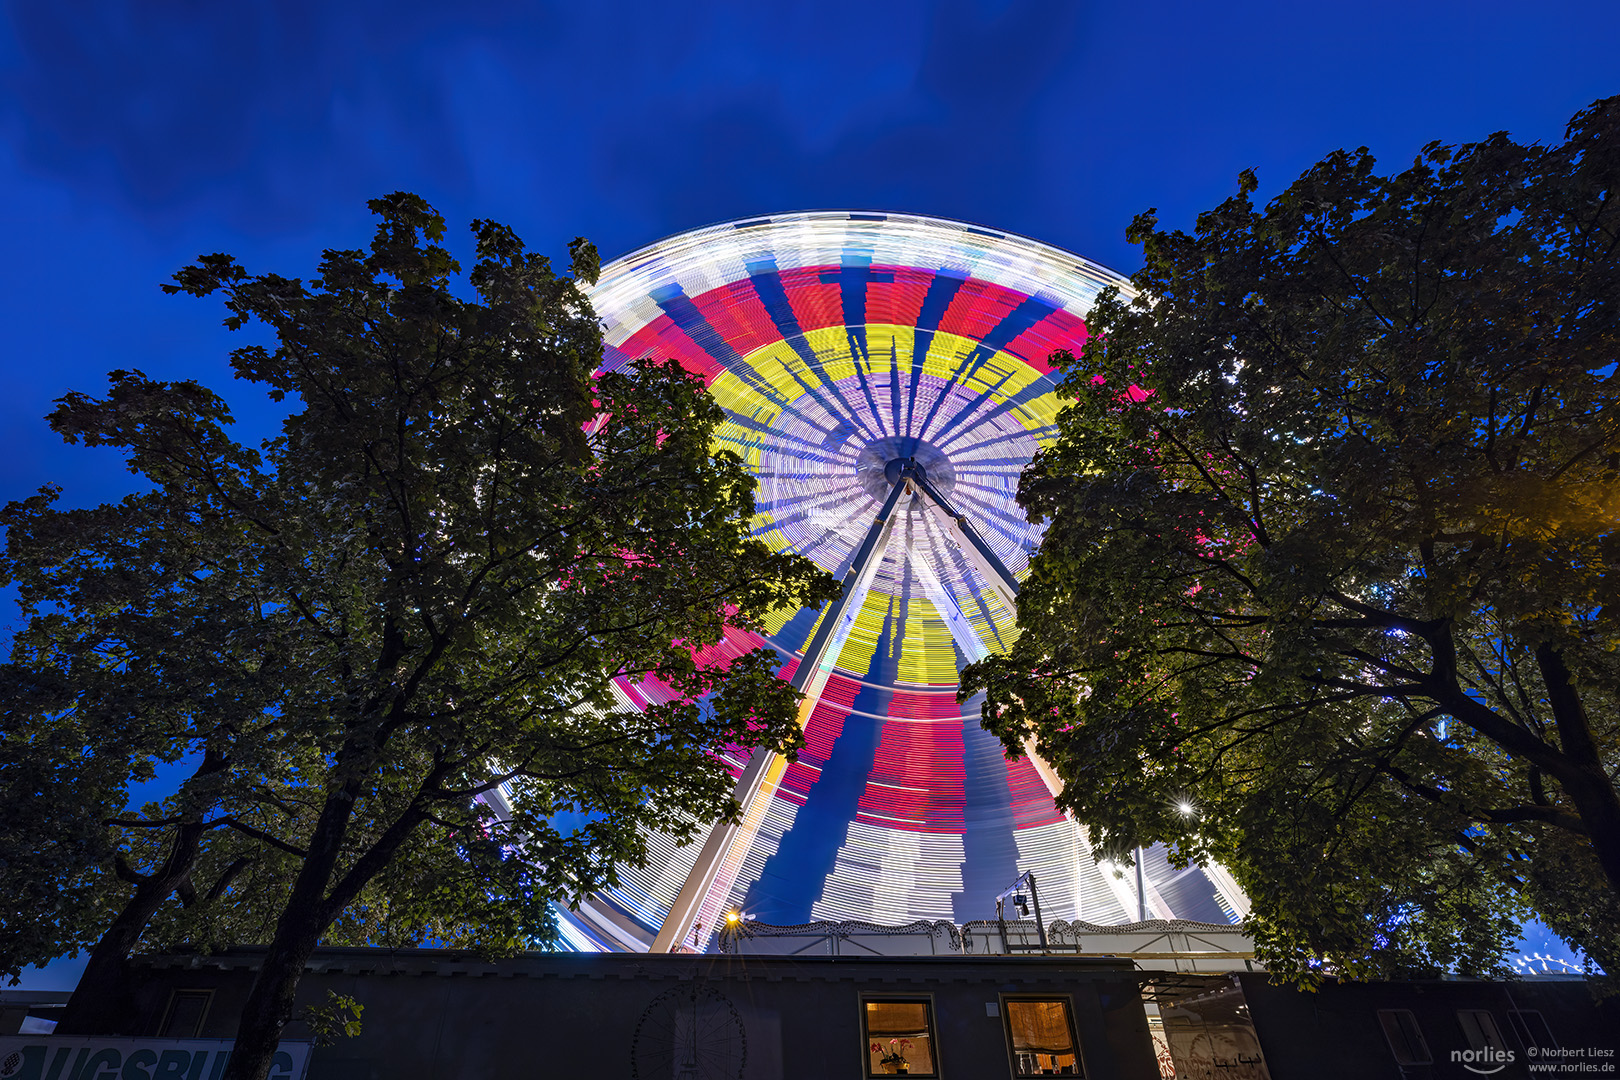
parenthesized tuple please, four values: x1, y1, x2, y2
(57, 750, 232, 1034)
(220, 904, 329, 1080)
(221, 767, 435, 1080)
(57, 823, 205, 1034)
(1535, 642, 1620, 897)
(221, 776, 363, 1080)
(223, 693, 444, 1080)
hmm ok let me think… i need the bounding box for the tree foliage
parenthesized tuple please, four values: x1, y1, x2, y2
(964, 98, 1620, 981)
(0, 193, 836, 1078)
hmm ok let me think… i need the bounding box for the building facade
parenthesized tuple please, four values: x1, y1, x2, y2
(6, 935, 1611, 1079)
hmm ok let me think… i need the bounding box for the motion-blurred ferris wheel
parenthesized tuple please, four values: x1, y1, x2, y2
(549, 211, 1245, 951)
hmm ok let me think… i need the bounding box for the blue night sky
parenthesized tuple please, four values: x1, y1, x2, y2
(2, 1, 1614, 984)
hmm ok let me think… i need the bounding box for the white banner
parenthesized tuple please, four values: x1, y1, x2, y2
(0, 1036, 312, 1080)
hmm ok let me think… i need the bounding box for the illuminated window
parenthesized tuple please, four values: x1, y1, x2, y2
(1377, 1009, 1432, 1066)
(1003, 998, 1082, 1076)
(862, 998, 939, 1077)
(159, 989, 213, 1037)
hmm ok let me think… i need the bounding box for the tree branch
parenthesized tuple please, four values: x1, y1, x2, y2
(207, 816, 309, 859)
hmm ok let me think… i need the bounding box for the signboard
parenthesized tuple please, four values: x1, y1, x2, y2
(0, 1037, 312, 1080)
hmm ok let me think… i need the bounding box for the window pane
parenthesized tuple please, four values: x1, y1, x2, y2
(1378, 1009, 1432, 1065)
(1508, 1010, 1558, 1051)
(865, 1001, 936, 1076)
(161, 991, 211, 1037)
(1459, 1010, 1509, 1053)
(1006, 1000, 1081, 1076)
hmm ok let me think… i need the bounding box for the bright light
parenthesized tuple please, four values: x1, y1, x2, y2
(1176, 801, 1194, 816)
(576, 212, 1145, 930)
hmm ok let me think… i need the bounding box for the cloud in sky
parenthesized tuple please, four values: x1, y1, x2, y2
(0, 2, 1096, 249)
(11, 0, 1610, 262)
(4, 1, 515, 225)
(0, 0, 1615, 488)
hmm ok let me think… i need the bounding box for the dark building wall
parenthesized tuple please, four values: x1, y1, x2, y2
(110, 950, 1161, 1080)
(1238, 974, 1618, 1079)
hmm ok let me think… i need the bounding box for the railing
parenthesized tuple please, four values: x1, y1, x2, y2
(718, 917, 1255, 971)
(718, 918, 962, 956)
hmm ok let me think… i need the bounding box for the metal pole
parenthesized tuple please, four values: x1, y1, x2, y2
(790, 473, 913, 692)
(908, 466, 1022, 614)
(1029, 871, 1048, 951)
(649, 474, 911, 953)
(1135, 847, 1148, 923)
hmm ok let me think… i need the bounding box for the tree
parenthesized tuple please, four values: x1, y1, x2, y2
(963, 98, 1620, 981)
(0, 192, 837, 1079)
(0, 664, 138, 984)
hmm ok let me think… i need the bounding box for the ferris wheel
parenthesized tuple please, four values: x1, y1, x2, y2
(558, 211, 1246, 951)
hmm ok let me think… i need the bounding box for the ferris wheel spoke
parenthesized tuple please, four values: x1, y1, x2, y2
(580, 212, 1183, 937)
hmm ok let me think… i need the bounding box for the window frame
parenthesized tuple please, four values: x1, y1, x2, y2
(1457, 1009, 1510, 1054)
(999, 994, 1084, 1078)
(1376, 1008, 1433, 1066)
(859, 993, 942, 1078)
(158, 988, 214, 1038)
(1506, 1009, 1559, 1053)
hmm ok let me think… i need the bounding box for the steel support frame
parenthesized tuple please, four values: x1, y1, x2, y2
(649, 473, 914, 952)
(995, 869, 1049, 952)
(648, 456, 1250, 951)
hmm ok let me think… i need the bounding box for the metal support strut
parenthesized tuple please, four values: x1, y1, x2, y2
(646, 455, 1249, 951)
(649, 470, 913, 952)
(995, 870, 1049, 952)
